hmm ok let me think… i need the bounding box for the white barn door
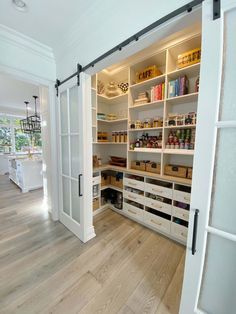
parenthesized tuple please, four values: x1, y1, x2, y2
(58, 74, 95, 243)
(180, 0, 236, 313)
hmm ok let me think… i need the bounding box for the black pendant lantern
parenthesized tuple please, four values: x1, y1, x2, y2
(20, 96, 41, 134)
(20, 101, 33, 134)
(27, 96, 41, 133)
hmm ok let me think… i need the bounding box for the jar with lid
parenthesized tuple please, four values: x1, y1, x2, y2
(120, 131, 124, 143)
(112, 131, 116, 142)
(143, 118, 152, 129)
(135, 120, 142, 129)
(153, 117, 159, 128)
(124, 131, 127, 142)
(130, 121, 135, 129)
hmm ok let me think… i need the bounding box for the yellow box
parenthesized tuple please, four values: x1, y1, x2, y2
(177, 48, 201, 69)
(136, 65, 162, 83)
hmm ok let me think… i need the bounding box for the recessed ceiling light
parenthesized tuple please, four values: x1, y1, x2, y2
(12, 0, 27, 12)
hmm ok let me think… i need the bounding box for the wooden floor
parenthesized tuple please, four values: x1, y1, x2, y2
(0, 175, 185, 314)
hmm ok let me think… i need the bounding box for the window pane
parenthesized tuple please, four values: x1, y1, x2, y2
(198, 233, 236, 314)
(219, 8, 236, 120)
(0, 127, 11, 153)
(14, 128, 30, 152)
(209, 128, 236, 234)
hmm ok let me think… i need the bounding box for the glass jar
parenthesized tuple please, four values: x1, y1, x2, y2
(124, 131, 127, 142)
(120, 131, 124, 143)
(112, 131, 116, 142)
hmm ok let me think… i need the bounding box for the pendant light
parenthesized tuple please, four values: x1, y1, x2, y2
(20, 101, 32, 134)
(27, 96, 41, 133)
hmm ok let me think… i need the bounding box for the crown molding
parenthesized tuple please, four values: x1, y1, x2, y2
(0, 24, 55, 64)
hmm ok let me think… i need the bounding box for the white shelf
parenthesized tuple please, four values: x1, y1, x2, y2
(129, 100, 164, 110)
(97, 93, 128, 104)
(101, 185, 123, 193)
(97, 118, 128, 124)
(167, 62, 200, 79)
(166, 92, 198, 105)
(163, 149, 194, 155)
(128, 127, 163, 132)
(164, 124, 196, 129)
(129, 148, 162, 153)
(94, 142, 127, 145)
(129, 74, 166, 90)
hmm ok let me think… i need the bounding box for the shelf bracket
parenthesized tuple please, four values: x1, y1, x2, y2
(213, 0, 221, 20)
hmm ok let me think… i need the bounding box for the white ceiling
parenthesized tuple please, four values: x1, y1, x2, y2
(0, 0, 92, 50)
(0, 73, 39, 116)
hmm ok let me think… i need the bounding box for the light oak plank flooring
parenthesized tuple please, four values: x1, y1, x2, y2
(0, 175, 186, 314)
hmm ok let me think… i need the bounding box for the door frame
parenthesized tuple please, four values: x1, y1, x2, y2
(0, 63, 59, 221)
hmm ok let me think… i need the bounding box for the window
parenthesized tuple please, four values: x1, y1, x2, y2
(0, 127, 11, 153)
(0, 115, 42, 153)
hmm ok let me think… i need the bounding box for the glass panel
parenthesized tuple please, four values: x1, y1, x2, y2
(70, 135, 80, 178)
(0, 127, 11, 153)
(71, 179, 80, 223)
(219, 9, 236, 120)
(198, 233, 236, 314)
(61, 136, 69, 176)
(60, 91, 68, 134)
(69, 86, 79, 133)
(209, 128, 236, 234)
(62, 176, 70, 215)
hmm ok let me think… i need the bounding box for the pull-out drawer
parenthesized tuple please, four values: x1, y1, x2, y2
(144, 211, 171, 234)
(92, 176, 101, 185)
(145, 183, 172, 199)
(172, 206, 189, 222)
(123, 203, 143, 220)
(123, 177, 144, 190)
(171, 222, 188, 243)
(123, 190, 145, 205)
(145, 198, 171, 215)
(173, 190, 191, 204)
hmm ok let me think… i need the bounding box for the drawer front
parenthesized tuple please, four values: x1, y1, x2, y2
(123, 190, 145, 205)
(171, 222, 188, 242)
(172, 206, 189, 222)
(144, 211, 171, 234)
(145, 198, 171, 215)
(173, 190, 191, 204)
(145, 183, 172, 199)
(92, 176, 101, 185)
(123, 177, 144, 190)
(123, 203, 143, 220)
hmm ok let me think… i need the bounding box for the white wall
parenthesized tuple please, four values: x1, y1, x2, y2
(56, 0, 191, 79)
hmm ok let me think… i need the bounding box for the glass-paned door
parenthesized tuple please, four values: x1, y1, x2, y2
(180, 1, 236, 313)
(58, 74, 94, 242)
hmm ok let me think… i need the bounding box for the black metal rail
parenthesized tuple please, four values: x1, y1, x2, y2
(55, 0, 210, 95)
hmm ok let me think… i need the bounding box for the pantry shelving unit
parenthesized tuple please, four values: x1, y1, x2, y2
(91, 33, 201, 245)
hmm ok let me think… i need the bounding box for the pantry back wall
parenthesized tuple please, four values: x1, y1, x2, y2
(55, 0, 192, 79)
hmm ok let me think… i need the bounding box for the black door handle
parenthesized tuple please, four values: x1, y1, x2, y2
(191, 209, 199, 255)
(78, 174, 83, 197)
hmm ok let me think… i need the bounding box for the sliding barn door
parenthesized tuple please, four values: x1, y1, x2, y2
(58, 74, 95, 242)
(180, 0, 236, 313)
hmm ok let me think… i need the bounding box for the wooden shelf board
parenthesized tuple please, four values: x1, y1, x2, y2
(164, 124, 196, 129)
(97, 118, 128, 123)
(128, 127, 163, 132)
(129, 100, 164, 110)
(166, 92, 198, 105)
(97, 93, 128, 104)
(93, 164, 191, 185)
(163, 149, 194, 156)
(129, 74, 166, 90)
(167, 62, 200, 79)
(129, 148, 162, 153)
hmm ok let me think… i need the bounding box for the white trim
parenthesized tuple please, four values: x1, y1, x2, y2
(207, 226, 236, 242)
(0, 24, 55, 63)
